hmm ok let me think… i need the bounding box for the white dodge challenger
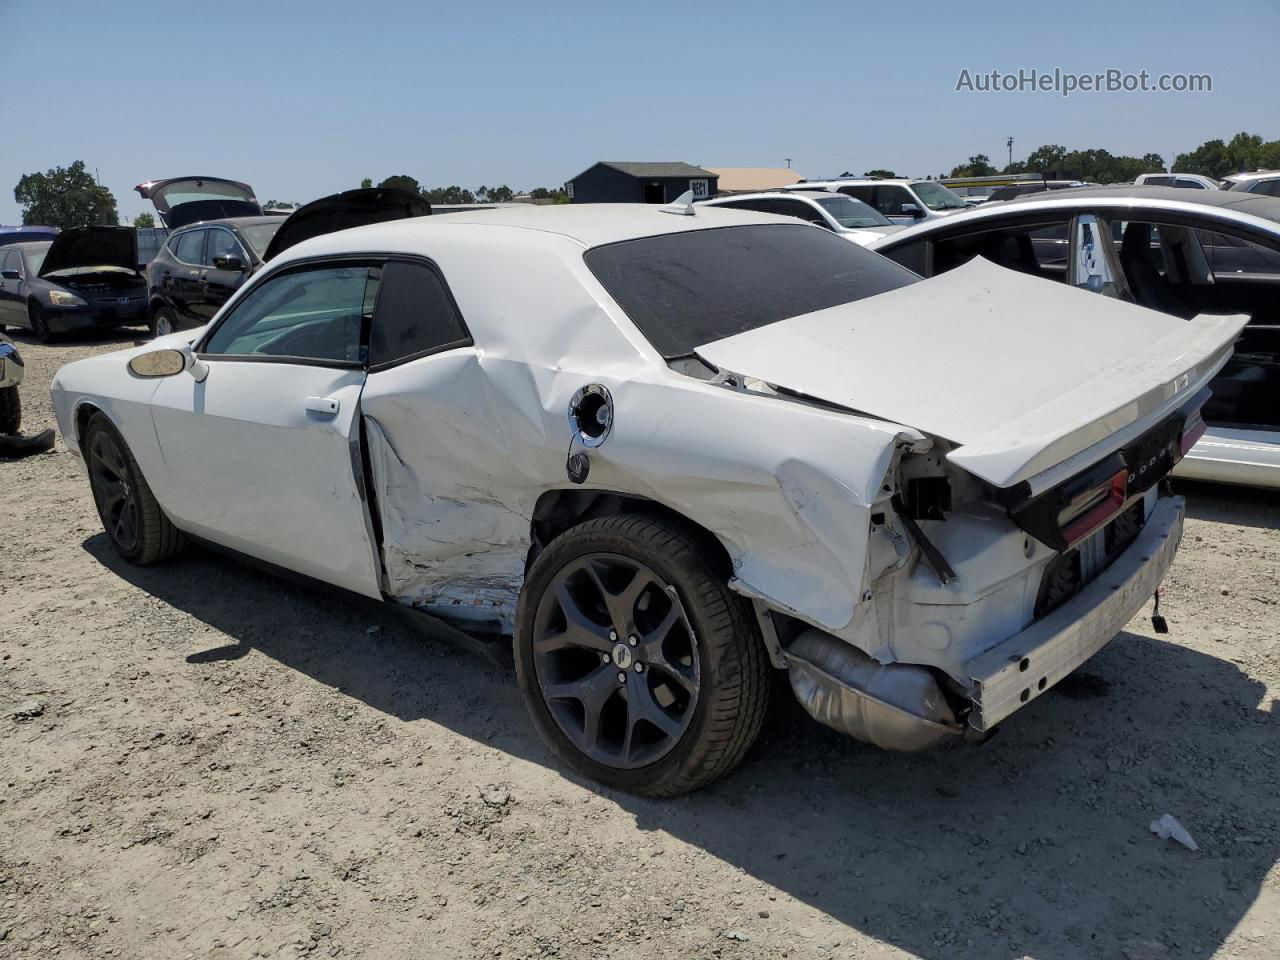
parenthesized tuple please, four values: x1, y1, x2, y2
(51, 203, 1246, 795)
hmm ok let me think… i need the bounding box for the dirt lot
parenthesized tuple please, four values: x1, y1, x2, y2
(2, 331, 1278, 960)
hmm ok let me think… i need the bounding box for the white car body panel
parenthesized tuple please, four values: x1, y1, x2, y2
(695, 258, 1246, 488)
(48, 205, 1222, 736)
(1173, 426, 1280, 488)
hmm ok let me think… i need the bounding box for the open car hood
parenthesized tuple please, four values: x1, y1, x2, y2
(134, 176, 261, 228)
(38, 226, 139, 277)
(262, 188, 431, 261)
(695, 257, 1249, 489)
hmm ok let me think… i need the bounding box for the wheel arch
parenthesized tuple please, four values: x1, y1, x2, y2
(528, 488, 734, 578)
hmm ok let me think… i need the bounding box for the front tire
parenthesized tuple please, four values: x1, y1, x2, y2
(514, 514, 769, 796)
(28, 303, 53, 343)
(151, 306, 177, 339)
(83, 413, 185, 564)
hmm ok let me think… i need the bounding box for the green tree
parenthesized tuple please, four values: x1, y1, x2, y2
(488, 184, 514, 202)
(1170, 132, 1275, 178)
(947, 154, 997, 178)
(378, 174, 421, 194)
(423, 185, 475, 204)
(360, 178, 373, 189)
(1024, 144, 1067, 174)
(529, 186, 568, 202)
(133, 212, 155, 229)
(14, 161, 118, 228)
(862, 169, 897, 178)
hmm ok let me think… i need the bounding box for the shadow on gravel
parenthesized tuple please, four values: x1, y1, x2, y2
(1176, 478, 1280, 531)
(4, 327, 146, 348)
(86, 533, 1277, 960)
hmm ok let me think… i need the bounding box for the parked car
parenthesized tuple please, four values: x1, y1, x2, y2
(987, 180, 1086, 202)
(0, 228, 147, 341)
(52, 204, 1238, 795)
(698, 190, 903, 244)
(868, 185, 1280, 487)
(783, 178, 969, 223)
(1135, 173, 1221, 190)
(1221, 170, 1280, 197)
(0, 225, 59, 247)
(141, 182, 430, 337)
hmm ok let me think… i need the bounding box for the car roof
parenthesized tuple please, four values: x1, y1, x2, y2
(705, 191, 831, 203)
(334, 203, 782, 248)
(870, 185, 1280, 251)
(995, 183, 1280, 220)
(1223, 169, 1279, 182)
(174, 215, 286, 232)
(798, 178, 919, 186)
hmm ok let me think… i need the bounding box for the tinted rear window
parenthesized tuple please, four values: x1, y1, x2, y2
(584, 224, 918, 359)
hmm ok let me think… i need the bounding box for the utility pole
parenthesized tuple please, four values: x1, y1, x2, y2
(1006, 137, 1014, 169)
(785, 158, 792, 169)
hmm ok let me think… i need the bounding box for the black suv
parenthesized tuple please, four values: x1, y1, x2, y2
(138, 178, 430, 337)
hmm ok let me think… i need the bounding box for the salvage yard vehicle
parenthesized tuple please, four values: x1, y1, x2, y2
(0, 228, 147, 341)
(0, 333, 54, 456)
(1222, 169, 1280, 197)
(51, 203, 1244, 795)
(140, 179, 430, 337)
(697, 191, 903, 244)
(782, 177, 969, 223)
(869, 185, 1280, 488)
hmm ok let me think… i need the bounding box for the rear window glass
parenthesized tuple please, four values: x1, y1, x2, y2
(369, 260, 471, 367)
(584, 224, 919, 359)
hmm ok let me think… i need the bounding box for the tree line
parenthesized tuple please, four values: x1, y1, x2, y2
(940, 131, 1280, 182)
(360, 175, 567, 205)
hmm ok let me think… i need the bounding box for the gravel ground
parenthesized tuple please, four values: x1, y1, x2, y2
(2, 331, 1278, 960)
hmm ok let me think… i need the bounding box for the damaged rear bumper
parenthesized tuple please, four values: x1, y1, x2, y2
(965, 495, 1184, 732)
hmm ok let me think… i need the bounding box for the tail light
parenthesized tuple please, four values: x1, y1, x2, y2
(1179, 411, 1206, 456)
(1059, 466, 1129, 545)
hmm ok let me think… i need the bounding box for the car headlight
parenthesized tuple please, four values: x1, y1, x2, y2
(48, 289, 87, 306)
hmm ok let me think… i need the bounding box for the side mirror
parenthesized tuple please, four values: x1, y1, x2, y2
(901, 203, 924, 218)
(1, 270, 20, 281)
(212, 254, 246, 272)
(128, 349, 186, 378)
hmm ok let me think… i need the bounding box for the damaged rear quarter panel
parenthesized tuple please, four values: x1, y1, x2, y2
(356, 226, 924, 636)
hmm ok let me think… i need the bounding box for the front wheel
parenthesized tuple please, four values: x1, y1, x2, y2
(83, 414, 185, 564)
(28, 303, 52, 343)
(150, 306, 177, 339)
(514, 514, 769, 796)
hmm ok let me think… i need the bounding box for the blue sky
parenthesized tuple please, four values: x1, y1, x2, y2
(1, 0, 1276, 224)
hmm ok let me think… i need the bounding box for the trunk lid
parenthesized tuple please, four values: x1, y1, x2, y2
(261, 187, 431, 262)
(38, 226, 139, 277)
(694, 257, 1248, 489)
(134, 176, 261, 228)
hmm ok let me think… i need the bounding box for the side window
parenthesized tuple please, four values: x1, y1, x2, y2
(1143, 176, 1174, 187)
(205, 229, 246, 266)
(1198, 230, 1280, 275)
(203, 265, 378, 363)
(369, 260, 470, 367)
(1252, 179, 1280, 198)
(1173, 178, 1204, 189)
(780, 200, 829, 226)
(1, 250, 15, 275)
(880, 239, 930, 275)
(174, 229, 206, 265)
(838, 185, 874, 205)
(872, 186, 912, 216)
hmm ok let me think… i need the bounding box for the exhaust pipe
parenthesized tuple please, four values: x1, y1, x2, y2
(786, 629, 961, 751)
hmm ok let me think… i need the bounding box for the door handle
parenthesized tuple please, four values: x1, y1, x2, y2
(304, 396, 340, 416)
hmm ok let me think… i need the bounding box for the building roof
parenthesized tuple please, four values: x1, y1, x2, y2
(706, 167, 804, 192)
(569, 161, 717, 182)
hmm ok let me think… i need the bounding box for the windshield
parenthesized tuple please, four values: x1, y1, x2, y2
(584, 223, 919, 360)
(813, 194, 892, 228)
(911, 181, 968, 210)
(240, 222, 283, 256)
(24, 247, 48, 274)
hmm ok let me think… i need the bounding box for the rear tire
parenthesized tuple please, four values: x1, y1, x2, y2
(0, 385, 19, 435)
(83, 413, 185, 564)
(151, 306, 177, 339)
(28, 303, 53, 343)
(514, 514, 770, 796)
